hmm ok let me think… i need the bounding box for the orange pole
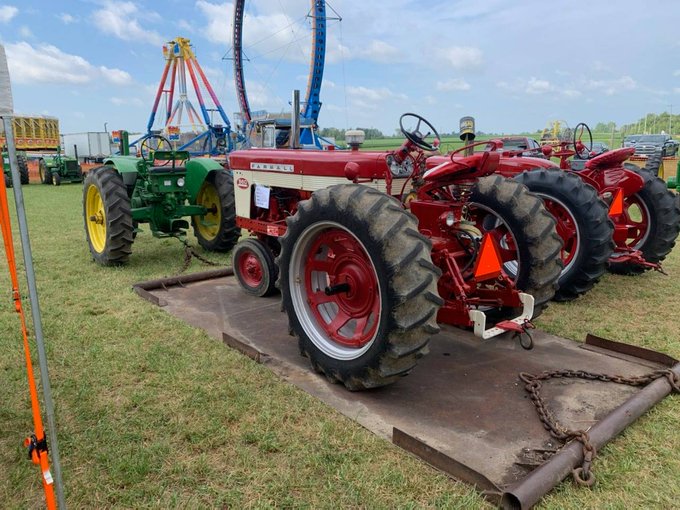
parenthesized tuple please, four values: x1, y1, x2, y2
(0, 173, 57, 509)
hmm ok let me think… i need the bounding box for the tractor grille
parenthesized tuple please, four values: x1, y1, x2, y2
(65, 160, 79, 171)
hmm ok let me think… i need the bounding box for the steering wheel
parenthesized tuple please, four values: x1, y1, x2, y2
(140, 134, 173, 164)
(399, 113, 441, 151)
(573, 123, 593, 159)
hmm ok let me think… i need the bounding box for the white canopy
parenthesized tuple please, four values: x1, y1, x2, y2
(0, 44, 14, 116)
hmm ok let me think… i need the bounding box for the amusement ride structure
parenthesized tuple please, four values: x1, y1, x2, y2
(232, 0, 340, 147)
(146, 37, 237, 155)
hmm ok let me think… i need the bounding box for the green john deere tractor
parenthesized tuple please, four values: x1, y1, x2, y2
(3, 149, 30, 187)
(83, 134, 239, 265)
(38, 147, 83, 186)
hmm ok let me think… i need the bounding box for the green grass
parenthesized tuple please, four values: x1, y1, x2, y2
(1, 184, 679, 509)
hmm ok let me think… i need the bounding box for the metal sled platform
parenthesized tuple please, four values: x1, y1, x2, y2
(133, 269, 679, 509)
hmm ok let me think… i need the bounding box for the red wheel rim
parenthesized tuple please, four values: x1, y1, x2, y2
(303, 228, 379, 348)
(542, 197, 579, 270)
(614, 194, 650, 248)
(237, 249, 263, 288)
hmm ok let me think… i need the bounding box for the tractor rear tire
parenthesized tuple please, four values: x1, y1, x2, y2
(233, 238, 278, 297)
(192, 170, 239, 252)
(513, 170, 614, 301)
(278, 184, 443, 390)
(17, 154, 29, 185)
(38, 159, 51, 185)
(469, 175, 563, 318)
(52, 172, 61, 186)
(83, 166, 134, 266)
(608, 168, 680, 275)
(644, 148, 663, 177)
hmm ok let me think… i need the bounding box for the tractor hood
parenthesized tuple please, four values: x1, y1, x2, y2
(426, 154, 558, 171)
(229, 148, 391, 180)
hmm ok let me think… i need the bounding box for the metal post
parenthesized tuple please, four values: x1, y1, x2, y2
(2, 116, 66, 509)
(291, 90, 301, 149)
(669, 104, 673, 136)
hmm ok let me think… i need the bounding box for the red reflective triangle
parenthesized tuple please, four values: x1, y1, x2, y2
(609, 189, 624, 217)
(474, 234, 503, 281)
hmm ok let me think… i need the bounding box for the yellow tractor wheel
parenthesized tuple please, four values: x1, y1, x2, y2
(83, 166, 134, 266)
(191, 170, 239, 252)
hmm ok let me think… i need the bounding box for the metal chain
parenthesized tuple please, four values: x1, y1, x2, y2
(519, 368, 680, 487)
(176, 238, 220, 274)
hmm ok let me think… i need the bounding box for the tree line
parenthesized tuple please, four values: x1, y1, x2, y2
(319, 112, 679, 140)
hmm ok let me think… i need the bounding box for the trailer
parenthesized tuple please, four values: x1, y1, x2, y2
(60, 132, 112, 163)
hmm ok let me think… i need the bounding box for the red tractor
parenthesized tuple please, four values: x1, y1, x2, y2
(546, 123, 680, 275)
(428, 122, 680, 301)
(429, 141, 614, 302)
(228, 114, 562, 390)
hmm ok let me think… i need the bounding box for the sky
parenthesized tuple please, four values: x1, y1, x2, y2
(0, 0, 678, 136)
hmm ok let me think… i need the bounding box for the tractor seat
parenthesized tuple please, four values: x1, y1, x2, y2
(585, 147, 635, 170)
(148, 165, 187, 174)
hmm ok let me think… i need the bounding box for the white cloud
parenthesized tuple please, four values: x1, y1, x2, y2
(0, 5, 18, 23)
(110, 97, 144, 107)
(196, 1, 230, 45)
(436, 78, 471, 92)
(562, 89, 582, 98)
(92, 1, 165, 46)
(437, 46, 483, 70)
(5, 42, 132, 86)
(18, 25, 32, 38)
(356, 40, 400, 63)
(583, 75, 636, 95)
(102, 67, 133, 85)
(526, 77, 553, 95)
(58, 13, 76, 24)
(347, 86, 407, 102)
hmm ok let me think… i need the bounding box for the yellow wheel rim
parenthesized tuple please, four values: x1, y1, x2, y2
(86, 184, 107, 253)
(194, 182, 221, 241)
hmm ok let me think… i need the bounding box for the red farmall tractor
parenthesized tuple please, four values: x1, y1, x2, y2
(428, 123, 680, 301)
(546, 123, 680, 275)
(228, 114, 562, 390)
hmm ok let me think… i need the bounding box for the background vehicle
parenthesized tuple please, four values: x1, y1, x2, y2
(83, 134, 239, 265)
(38, 147, 83, 186)
(490, 136, 547, 158)
(2, 149, 29, 187)
(623, 134, 679, 157)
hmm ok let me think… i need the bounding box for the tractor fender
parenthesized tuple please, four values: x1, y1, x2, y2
(185, 158, 225, 203)
(102, 156, 142, 188)
(579, 166, 645, 196)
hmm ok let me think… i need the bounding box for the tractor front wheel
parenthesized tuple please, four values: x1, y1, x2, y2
(608, 168, 680, 275)
(52, 172, 61, 186)
(192, 170, 239, 252)
(38, 159, 51, 185)
(83, 166, 134, 266)
(469, 175, 563, 318)
(514, 170, 614, 301)
(17, 154, 29, 185)
(279, 184, 443, 390)
(4, 173, 10, 189)
(233, 238, 278, 297)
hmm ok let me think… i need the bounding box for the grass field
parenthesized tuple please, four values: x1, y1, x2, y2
(1, 183, 679, 509)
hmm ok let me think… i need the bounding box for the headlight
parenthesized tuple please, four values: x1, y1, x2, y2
(446, 212, 455, 227)
(177, 177, 185, 187)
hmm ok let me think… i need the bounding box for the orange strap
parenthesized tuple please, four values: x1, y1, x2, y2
(0, 172, 57, 509)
